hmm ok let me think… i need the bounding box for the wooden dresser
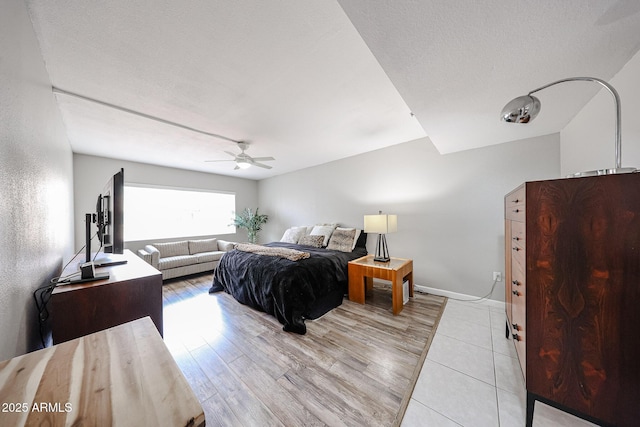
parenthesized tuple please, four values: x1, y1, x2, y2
(51, 249, 163, 344)
(504, 173, 640, 427)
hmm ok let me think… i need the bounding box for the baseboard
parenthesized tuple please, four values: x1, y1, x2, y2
(414, 284, 504, 310)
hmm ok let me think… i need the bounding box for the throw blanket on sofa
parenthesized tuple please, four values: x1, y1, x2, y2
(234, 243, 310, 261)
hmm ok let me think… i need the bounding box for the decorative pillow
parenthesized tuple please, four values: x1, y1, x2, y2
(280, 227, 306, 244)
(333, 227, 362, 250)
(153, 241, 189, 257)
(327, 228, 357, 252)
(298, 235, 324, 248)
(309, 224, 338, 246)
(188, 238, 217, 254)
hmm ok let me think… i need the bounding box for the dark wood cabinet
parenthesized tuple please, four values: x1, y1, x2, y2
(51, 249, 163, 344)
(505, 173, 640, 427)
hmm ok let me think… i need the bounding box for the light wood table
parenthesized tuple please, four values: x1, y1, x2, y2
(348, 255, 413, 315)
(0, 317, 205, 427)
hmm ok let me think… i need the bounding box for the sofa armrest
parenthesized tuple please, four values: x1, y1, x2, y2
(217, 239, 237, 252)
(139, 245, 160, 268)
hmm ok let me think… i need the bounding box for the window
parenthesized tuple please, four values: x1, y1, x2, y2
(124, 184, 235, 241)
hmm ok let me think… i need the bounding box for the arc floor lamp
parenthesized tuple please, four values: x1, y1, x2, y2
(500, 76, 636, 176)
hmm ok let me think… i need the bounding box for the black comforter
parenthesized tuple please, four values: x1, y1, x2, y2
(210, 242, 367, 334)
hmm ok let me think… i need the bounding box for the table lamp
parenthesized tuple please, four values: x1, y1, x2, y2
(364, 211, 397, 262)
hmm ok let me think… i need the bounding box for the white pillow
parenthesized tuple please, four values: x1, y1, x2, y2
(280, 227, 306, 244)
(310, 224, 338, 246)
(290, 225, 313, 236)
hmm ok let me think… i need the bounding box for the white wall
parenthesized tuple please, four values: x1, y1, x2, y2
(259, 134, 560, 300)
(561, 49, 640, 175)
(73, 154, 259, 253)
(0, 0, 74, 359)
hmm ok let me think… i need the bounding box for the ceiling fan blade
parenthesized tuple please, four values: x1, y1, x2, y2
(252, 162, 272, 169)
(224, 151, 238, 158)
(250, 156, 275, 162)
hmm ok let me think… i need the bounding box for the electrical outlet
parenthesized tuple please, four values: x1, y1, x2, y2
(493, 271, 502, 282)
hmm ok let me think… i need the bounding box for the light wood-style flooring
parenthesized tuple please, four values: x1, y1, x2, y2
(162, 273, 446, 426)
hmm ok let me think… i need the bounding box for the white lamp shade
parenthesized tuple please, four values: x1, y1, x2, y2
(236, 160, 251, 169)
(364, 214, 397, 234)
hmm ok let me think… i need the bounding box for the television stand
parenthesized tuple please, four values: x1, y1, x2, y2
(51, 249, 162, 344)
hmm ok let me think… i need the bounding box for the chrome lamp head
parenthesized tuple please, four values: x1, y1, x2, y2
(501, 95, 541, 123)
(500, 77, 636, 177)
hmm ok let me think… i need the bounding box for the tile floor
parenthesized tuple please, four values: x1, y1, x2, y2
(401, 298, 598, 427)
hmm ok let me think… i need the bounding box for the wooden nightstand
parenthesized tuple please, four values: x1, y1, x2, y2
(348, 255, 413, 315)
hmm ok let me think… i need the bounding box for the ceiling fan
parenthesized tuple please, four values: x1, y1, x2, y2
(205, 142, 275, 170)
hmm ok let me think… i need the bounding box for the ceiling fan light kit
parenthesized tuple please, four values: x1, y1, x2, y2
(205, 141, 275, 170)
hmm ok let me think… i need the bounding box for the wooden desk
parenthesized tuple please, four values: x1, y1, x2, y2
(51, 249, 163, 344)
(0, 317, 204, 427)
(348, 255, 413, 315)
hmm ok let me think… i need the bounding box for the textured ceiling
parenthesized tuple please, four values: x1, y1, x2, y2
(337, 0, 640, 153)
(26, 1, 640, 179)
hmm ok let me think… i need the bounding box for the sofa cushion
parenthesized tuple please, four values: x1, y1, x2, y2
(195, 251, 224, 264)
(158, 255, 199, 270)
(154, 241, 189, 257)
(189, 238, 217, 255)
(217, 240, 237, 252)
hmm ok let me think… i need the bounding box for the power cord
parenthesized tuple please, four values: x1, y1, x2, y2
(446, 277, 500, 303)
(33, 233, 97, 348)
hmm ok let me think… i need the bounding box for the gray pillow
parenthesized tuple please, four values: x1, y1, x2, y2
(298, 235, 324, 248)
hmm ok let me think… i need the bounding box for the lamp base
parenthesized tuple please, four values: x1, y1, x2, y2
(569, 167, 637, 178)
(374, 234, 391, 263)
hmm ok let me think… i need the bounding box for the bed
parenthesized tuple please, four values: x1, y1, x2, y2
(209, 228, 367, 334)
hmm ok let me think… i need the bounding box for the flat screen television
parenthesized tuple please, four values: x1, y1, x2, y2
(88, 167, 126, 267)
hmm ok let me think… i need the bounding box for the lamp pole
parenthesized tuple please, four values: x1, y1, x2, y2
(527, 77, 622, 170)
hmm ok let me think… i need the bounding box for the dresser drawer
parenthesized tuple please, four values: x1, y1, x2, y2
(505, 185, 525, 208)
(506, 185, 526, 221)
(506, 205, 525, 221)
(511, 261, 525, 291)
(511, 220, 525, 245)
(511, 240, 525, 271)
(512, 295, 526, 377)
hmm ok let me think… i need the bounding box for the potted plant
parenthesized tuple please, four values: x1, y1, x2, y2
(232, 207, 268, 244)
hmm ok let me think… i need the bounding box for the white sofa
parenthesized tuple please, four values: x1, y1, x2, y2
(137, 238, 236, 280)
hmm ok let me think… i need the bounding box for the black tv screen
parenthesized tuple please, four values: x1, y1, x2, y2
(101, 168, 124, 254)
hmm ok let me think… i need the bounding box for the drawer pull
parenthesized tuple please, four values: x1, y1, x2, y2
(512, 236, 520, 241)
(512, 280, 520, 286)
(512, 247, 521, 251)
(513, 334, 522, 342)
(512, 323, 520, 331)
(513, 209, 520, 213)
(512, 290, 520, 296)
(512, 198, 520, 203)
